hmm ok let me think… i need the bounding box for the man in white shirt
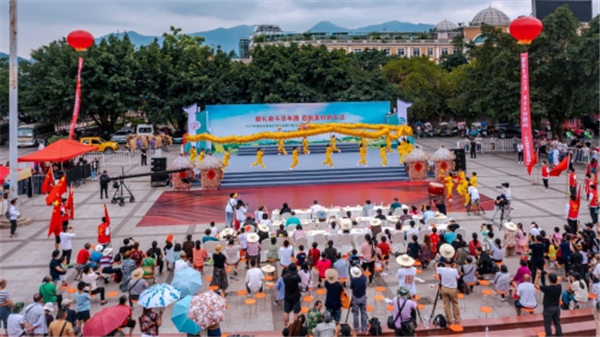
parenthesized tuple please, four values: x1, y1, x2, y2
(395, 255, 417, 296)
(59, 226, 76, 266)
(405, 222, 419, 242)
(278, 241, 294, 267)
(515, 274, 537, 315)
(467, 185, 480, 214)
(174, 252, 189, 273)
(517, 141, 524, 163)
(310, 200, 323, 217)
(7, 307, 28, 337)
(245, 259, 264, 294)
(436, 257, 460, 323)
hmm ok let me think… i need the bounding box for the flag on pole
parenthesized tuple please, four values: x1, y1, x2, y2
(104, 204, 111, 226)
(67, 186, 74, 220)
(549, 155, 569, 177)
(41, 169, 55, 195)
(45, 176, 67, 205)
(47, 201, 62, 237)
(527, 152, 538, 175)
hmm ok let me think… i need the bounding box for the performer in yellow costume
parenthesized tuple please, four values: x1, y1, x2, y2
(444, 175, 454, 201)
(357, 143, 368, 167)
(302, 137, 310, 155)
(470, 172, 478, 187)
(189, 146, 198, 162)
(290, 147, 299, 170)
(222, 148, 230, 169)
(360, 137, 367, 148)
(322, 145, 334, 168)
(398, 139, 410, 164)
(331, 135, 340, 153)
(380, 145, 387, 167)
(406, 140, 414, 156)
(251, 148, 265, 169)
(198, 149, 205, 163)
(278, 138, 287, 155)
(385, 135, 393, 154)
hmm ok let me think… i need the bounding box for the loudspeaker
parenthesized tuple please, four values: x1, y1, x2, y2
(151, 157, 167, 172)
(450, 149, 466, 171)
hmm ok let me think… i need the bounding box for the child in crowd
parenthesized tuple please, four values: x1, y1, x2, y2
(173, 243, 183, 262)
(296, 245, 307, 266)
(164, 240, 174, 271)
(210, 222, 218, 237)
(75, 282, 91, 334)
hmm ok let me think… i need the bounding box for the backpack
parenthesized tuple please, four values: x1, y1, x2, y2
(433, 314, 447, 328)
(368, 317, 382, 336)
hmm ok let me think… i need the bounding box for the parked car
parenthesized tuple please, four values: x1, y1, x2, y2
(111, 130, 130, 144)
(172, 130, 185, 144)
(80, 137, 119, 152)
(493, 123, 521, 139)
(435, 122, 458, 137)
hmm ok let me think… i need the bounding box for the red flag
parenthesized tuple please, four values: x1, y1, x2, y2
(527, 152, 538, 175)
(576, 184, 582, 208)
(104, 204, 111, 226)
(47, 201, 62, 237)
(45, 176, 67, 205)
(41, 169, 54, 195)
(67, 187, 74, 220)
(549, 156, 569, 177)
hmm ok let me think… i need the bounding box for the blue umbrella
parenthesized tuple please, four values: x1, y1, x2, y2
(171, 295, 201, 335)
(138, 283, 181, 308)
(171, 268, 202, 298)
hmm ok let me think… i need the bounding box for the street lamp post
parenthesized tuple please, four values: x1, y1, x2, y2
(8, 0, 18, 197)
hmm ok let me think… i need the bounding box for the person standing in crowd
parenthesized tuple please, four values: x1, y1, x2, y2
(589, 184, 598, 225)
(541, 161, 549, 192)
(90, 158, 99, 181)
(224, 193, 238, 228)
(47, 308, 74, 337)
(568, 169, 577, 198)
(99, 171, 110, 200)
(590, 277, 600, 336)
(470, 137, 477, 159)
(324, 269, 343, 324)
(7, 303, 29, 337)
(437, 251, 460, 324)
(517, 140, 523, 163)
(536, 271, 562, 337)
(127, 269, 147, 307)
(283, 264, 301, 326)
(59, 226, 76, 267)
(210, 245, 228, 293)
(391, 286, 417, 337)
(8, 198, 19, 238)
(350, 267, 368, 334)
(140, 147, 147, 166)
(360, 235, 376, 285)
(192, 240, 207, 274)
(0, 279, 13, 336)
(139, 307, 162, 337)
(24, 293, 46, 336)
(565, 195, 580, 234)
(97, 217, 111, 248)
(395, 255, 417, 298)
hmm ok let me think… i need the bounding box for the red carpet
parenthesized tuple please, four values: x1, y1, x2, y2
(138, 181, 494, 227)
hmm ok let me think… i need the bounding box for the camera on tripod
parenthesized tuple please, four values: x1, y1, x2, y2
(112, 181, 120, 189)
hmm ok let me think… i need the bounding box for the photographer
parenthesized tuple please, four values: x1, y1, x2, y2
(496, 183, 512, 206)
(489, 194, 509, 227)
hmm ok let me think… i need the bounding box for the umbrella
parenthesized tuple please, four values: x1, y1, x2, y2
(82, 305, 130, 337)
(171, 295, 201, 335)
(138, 283, 181, 308)
(188, 291, 227, 329)
(171, 267, 202, 298)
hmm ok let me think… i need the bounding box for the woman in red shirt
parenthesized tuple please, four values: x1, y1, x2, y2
(429, 227, 440, 253)
(468, 232, 481, 256)
(315, 252, 331, 288)
(308, 242, 320, 268)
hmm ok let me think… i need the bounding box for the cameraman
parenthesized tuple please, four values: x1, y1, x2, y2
(489, 194, 509, 226)
(497, 183, 512, 207)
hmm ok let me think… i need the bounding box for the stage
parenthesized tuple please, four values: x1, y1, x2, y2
(138, 180, 494, 227)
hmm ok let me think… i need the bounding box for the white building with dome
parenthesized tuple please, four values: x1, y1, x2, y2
(463, 7, 511, 43)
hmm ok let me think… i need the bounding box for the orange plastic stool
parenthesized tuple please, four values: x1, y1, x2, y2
(522, 307, 535, 314)
(414, 295, 421, 301)
(417, 304, 425, 310)
(302, 296, 314, 303)
(449, 324, 464, 332)
(375, 286, 386, 293)
(206, 276, 213, 283)
(244, 298, 257, 318)
(264, 275, 274, 281)
(301, 306, 309, 313)
(386, 304, 394, 312)
(481, 289, 493, 296)
(480, 306, 493, 317)
(107, 291, 119, 298)
(209, 285, 219, 291)
(479, 280, 490, 286)
(366, 305, 373, 313)
(457, 293, 465, 299)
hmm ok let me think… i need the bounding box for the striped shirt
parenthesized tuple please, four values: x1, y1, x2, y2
(0, 290, 10, 304)
(100, 256, 113, 269)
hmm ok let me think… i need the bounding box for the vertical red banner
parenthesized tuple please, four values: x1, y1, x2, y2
(520, 52, 533, 167)
(68, 57, 84, 140)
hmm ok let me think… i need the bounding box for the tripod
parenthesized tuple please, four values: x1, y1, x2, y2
(111, 178, 135, 206)
(428, 286, 441, 324)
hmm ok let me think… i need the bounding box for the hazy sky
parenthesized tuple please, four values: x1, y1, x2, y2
(0, 0, 597, 57)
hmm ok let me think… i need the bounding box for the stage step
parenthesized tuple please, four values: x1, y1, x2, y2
(237, 143, 360, 156)
(220, 166, 409, 188)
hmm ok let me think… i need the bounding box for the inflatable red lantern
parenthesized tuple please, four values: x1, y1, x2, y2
(67, 30, 94, 51)
(509, 16, 543, 45)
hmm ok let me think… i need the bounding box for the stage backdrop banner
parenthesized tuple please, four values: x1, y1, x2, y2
(203, 101, 390, 146)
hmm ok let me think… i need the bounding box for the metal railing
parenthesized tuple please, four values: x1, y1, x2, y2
(78, 149, 158, 167)
(455, 139, 516, 153)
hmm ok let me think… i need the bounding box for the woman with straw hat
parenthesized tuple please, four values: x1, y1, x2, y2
(503, 222, 517, 256)
(395, 254, 417, 297)
(210, 244, 229, 292)
(324, 269, 344, 324)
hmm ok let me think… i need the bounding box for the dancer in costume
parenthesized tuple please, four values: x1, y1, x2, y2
(444, 174, 454, 201)
(357, 143, 368, 167)
(189, 146, 198, 162)
(222, 148, 231, 170)
(470, 172, 478, 188)
(380, 145, 387, 167)
(406, 139, 414, 156)
(290, 147, 299, 170)
(398, 139, 408, 164)
(322, 145, 334, 168)
(198, 149, 206, 163)
(278, 138, 287, 155)
(251, 148, 266, 169)
(302, 137, 310, 155)
(331, 135, 340, 153)
(385, 135, 393, 153)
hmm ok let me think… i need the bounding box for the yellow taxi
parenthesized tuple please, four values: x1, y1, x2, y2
(80, 137, 119, 152)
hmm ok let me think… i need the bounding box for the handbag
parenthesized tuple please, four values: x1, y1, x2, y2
(340, 287, 350, 309)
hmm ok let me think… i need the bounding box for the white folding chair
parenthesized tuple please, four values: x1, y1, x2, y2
(294, 237, 308, 252)
(394, 208, 404, 216)
(391, 232, 405, 253)
(455, 228, 467, 239)
(328, 235, 341, 249)
(418, 223, 429, 231)
(339, 235, 354, 256)
(402, 219, 413, 227)
(380, 220, 388, 227)
(317, 222, 328, 230)
(260, 239, 271, 262)
(425, 218, 438, 226)
(313, 233, 327, 251)
(418, 229, 432, 243)
(376, 232, 386, 243)
(203, 241, 217, 257)
(281, 212, 291, 220)
(355, 235, 366, 253)
(368, 209, 377, 217)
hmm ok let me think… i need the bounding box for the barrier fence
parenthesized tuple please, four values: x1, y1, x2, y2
(79, 149, 158, 167)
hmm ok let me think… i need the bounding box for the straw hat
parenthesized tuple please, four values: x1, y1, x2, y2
(43, 303, 54, 312)
(503, 222, 518, 231)
(219, 228, 235, 239)
(350, 267, 362, 278)
(131, 268, 144, 280)
(370, 219, 382, 227)
(261, 265, 276, 273)
(61, 299, 73, 307)
(258, 224, 270, 233)
(214, 244, 224, 253)
(102, 248, 113, 256)
(247, 233, 259, 243)
(396, 254, 416, 267)
(340, 218, 353, 231)
(325, 268, 339, 283)
(95, 245, 104, 253)
(439, 244, 455, 259)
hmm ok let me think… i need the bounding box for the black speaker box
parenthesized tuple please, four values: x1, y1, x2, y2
(450, 148, 466, 171)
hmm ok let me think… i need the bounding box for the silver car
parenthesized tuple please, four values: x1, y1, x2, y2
(111, 130, 129, 144)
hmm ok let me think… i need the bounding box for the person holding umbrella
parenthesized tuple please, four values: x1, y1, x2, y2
(139, 307, 162, 337)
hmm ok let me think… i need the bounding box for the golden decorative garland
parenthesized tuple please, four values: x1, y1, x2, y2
(186, 123, 413, 144)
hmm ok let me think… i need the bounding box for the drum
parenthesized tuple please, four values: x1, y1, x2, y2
(428, 182, 444, 196)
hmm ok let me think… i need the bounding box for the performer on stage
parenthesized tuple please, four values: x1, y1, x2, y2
(470, 172, 478, 188)
(357, 143, 368, 167)
(331, 135, 340, 153)
(303, 137, 310, 155)
(251, 148, 266, 169)
(198, 149, 206, 163)
(278, 138, 287, 155)
(379, 145, 387, 167)
(385, 135, 393, 154)
(290, 147, 299, 170)
(322, 145, 334, 168)
(222, 148, 231, 170)
(444, 174, 454, 201)
(456, 169, 467, 196)
(398, 139, 409, 164)
(189, 146, 198, 162)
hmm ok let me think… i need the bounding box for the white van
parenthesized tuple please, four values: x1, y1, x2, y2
(136, 124, 154, 136)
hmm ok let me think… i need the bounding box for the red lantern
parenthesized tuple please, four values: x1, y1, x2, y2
(509, 16, 543, 45)
(67, 30, 94, 51)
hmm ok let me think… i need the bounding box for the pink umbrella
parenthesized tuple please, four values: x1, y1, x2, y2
(187, 291, 227, 329)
